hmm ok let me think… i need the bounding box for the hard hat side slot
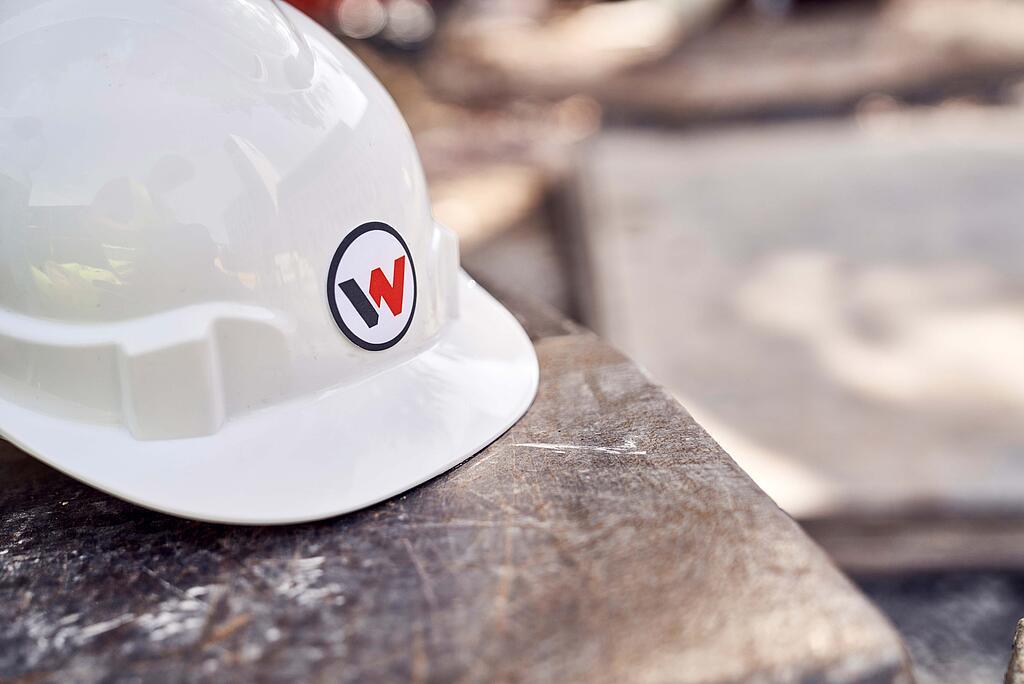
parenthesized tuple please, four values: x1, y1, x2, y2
(117, 336, 226, 441)
(214, 316, 292, 420)
(0, 336, 121, 425)
(0, 303, 293, 440)
(432, 221, 461, 323)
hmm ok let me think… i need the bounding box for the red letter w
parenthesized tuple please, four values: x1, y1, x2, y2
(368, 256, 405, 316)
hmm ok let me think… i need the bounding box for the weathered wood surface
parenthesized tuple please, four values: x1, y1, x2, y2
(0, 292, 910, 683)
(1007, 619, 1024, 684)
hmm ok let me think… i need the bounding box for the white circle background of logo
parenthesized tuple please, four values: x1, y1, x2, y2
(327, 222, 417, 351)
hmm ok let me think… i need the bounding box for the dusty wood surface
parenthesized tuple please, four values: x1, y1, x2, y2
(0, 293, 909, 683)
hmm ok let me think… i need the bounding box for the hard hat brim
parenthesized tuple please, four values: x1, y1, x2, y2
(0, 273, 539, 524)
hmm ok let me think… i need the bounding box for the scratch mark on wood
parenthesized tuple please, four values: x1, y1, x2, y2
(402, 538, 437, 610)
(142, 565, 205, 606)
(203, 612, 252, 646)
(513, 437, 647, 456)
(56, 613, 135, 648)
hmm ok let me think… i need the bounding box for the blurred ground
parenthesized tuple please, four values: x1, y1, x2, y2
(573, 105, 1024, 520)
(302, 0, 1024, 680)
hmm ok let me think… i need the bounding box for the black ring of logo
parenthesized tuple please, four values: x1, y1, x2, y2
(326, 221, 417, 351)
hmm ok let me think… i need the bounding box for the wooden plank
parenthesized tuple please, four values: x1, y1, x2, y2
(427, 1, 1024, 123)
(0, 304, 909, 682)
(805, 514, 1024, 574)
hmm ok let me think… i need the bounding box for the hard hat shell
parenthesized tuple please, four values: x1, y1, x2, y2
(0, 0, 538, 523)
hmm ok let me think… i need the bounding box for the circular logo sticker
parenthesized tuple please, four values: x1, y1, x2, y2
(327, 222, 417, 351)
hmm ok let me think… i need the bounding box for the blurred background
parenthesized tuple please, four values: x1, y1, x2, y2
(289, 1, 1024, 681)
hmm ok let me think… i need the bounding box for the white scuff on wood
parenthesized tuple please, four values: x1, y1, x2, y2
(49, 613, 136, 650)
(514, 436, 647, 456)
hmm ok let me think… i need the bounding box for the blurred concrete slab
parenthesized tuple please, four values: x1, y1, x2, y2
(571, 105, 1024, 521)
(0, 295, 910, 682)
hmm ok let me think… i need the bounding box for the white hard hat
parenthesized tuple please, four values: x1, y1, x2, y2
(0, 0, 538, 523)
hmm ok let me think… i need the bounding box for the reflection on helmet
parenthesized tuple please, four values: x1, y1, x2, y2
(0, 0, 537, 525)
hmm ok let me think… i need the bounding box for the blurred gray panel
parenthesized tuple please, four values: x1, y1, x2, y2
(573, 108, 1024, 521)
